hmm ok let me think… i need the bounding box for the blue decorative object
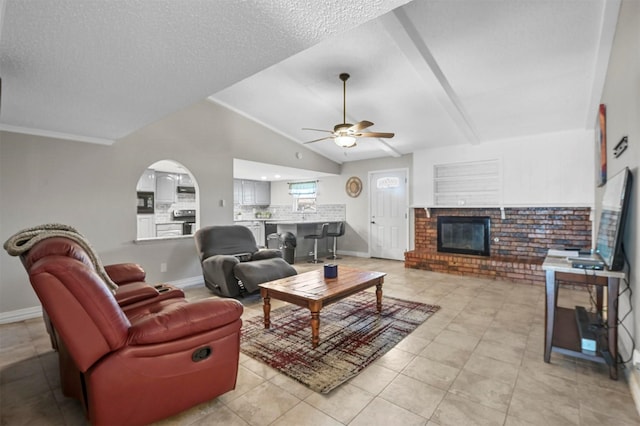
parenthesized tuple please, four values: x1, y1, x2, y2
(324, 264, 337, 278)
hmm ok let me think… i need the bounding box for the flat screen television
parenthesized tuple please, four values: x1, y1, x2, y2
(595, 167, 633, 271)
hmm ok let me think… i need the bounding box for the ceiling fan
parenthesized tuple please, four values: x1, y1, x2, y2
(302, 73, 394, 148)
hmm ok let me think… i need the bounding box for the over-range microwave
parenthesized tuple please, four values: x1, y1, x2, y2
(137, 191, 154, 214)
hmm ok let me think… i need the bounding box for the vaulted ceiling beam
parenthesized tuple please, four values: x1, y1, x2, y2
(380, 8, 481, 145)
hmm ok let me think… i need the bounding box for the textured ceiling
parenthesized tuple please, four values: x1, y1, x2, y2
(0, 0, 409, 142)
(0, 0, 621, 171)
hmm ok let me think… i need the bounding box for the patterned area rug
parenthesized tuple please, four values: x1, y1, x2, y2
(240, 292, 440, 394)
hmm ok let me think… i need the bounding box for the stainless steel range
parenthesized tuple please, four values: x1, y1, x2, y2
(172, 209, 196, 235)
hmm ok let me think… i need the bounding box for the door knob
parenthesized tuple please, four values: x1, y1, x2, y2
(370, 221, 376, 224)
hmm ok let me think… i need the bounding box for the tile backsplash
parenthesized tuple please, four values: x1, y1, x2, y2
(235, 204, 345, 222)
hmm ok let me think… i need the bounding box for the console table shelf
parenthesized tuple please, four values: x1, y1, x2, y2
(542, 256, 626, 380)
(551, 307, 607, 363)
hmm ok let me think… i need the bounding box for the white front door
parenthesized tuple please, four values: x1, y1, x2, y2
(369, 169, 408, 260)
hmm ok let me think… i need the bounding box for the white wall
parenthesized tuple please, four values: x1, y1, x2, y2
(0, 100, 339, 319)
(413, 129, 595, 207)
(599, 0, 639, 366)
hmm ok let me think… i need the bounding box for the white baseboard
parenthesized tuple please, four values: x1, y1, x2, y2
(0, 276, 205, 324)
(0, 306, 43, 324)
(627, 366, 640, 417)
(336, 250, 370, 258)
(167, 275, 204, 289)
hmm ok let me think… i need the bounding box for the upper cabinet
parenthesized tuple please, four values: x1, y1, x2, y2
(156, 172, 177, 203)
(241, 180, 255, 205)
(254, 181, 270, 205)
(178, 173, 194, 187)
(234, 179, 270, 206)
(234, 179, 242, 203)
(136, 169, 156, 192)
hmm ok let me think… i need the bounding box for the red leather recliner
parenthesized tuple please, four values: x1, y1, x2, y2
(20, 237, 244, 426)
(21, 238, 186, 351)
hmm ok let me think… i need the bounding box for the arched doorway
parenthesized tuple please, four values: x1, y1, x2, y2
(136, 160, 199, 239)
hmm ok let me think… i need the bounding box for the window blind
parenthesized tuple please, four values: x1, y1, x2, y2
(288, 181, 317, 197)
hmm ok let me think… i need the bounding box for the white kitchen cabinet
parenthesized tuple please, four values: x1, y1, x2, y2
(236, 221, 265, 246)
(137, 215, 155, 239)
(136, 169, 156, 192)
(241, 180, 256, 205)
(254, 221, 265, 247)
(235, 179, 270, 206)
(156, 223, 182, 237)
(254, 181, 270, 205)
(233, 179, 242, 204)
(156, 172, 177, 203)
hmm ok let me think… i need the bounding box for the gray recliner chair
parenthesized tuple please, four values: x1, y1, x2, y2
(194, 225, 297, 297)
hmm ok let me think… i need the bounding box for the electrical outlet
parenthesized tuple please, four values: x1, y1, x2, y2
(160, 262, 167, 273)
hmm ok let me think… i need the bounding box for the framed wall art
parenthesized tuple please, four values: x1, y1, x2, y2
(345, 176, 362, 198)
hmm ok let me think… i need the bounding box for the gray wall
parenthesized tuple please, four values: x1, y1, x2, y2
(599, 0, 639, 365)
(0, 100, 339, 316)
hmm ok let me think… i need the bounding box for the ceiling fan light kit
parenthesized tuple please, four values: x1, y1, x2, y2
(335, 135, 357, 147)
(303, 73, 394, 148)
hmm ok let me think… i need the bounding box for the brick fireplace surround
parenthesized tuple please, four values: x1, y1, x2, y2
(404, 207, 592, 285)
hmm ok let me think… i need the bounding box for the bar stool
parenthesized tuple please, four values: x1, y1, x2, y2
(304, 223, 329, 263)
(326, 222, 345, 260)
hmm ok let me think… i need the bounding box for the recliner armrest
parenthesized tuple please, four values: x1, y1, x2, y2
(251, 249, 283, 260)
(115, 282, 159, 306)
(128, 299, 243, 345)
(104, 263, 146, 285)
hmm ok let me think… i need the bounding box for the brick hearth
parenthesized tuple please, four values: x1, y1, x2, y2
(405, 207, 592, 285)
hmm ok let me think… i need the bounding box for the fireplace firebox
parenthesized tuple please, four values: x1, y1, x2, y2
(437, 216, 491, 256)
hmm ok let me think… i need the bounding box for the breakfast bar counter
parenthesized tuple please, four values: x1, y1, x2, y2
(265, 220, 342, 262)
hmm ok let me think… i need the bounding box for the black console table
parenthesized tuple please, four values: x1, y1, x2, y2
(542, 256, 626, 380)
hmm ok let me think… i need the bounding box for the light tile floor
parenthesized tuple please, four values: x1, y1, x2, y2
(1, 256, 639, 425)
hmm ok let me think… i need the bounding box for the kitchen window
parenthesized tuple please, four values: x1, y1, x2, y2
(289, 181, 317, 212)
(294, 196, 317, 212)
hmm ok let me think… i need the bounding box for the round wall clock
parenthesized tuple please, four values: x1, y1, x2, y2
(345, 176, 362, 198)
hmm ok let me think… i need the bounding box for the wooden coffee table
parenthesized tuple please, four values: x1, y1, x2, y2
(259, 266, 386, 348)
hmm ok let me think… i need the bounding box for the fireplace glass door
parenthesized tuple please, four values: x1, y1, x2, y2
(437, 216, 490, 256)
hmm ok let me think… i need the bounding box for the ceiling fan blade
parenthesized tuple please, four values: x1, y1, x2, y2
(348, 120, 374, 132)
(302, 127, 333, 133)
(357, 132, 395, 139)
(303, 136, 334, 144)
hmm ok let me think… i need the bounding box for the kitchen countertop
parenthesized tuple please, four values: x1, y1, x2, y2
(233, 218, 342, 225)
(233, 219, 344, 224)
(264, 220, 341, 225)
